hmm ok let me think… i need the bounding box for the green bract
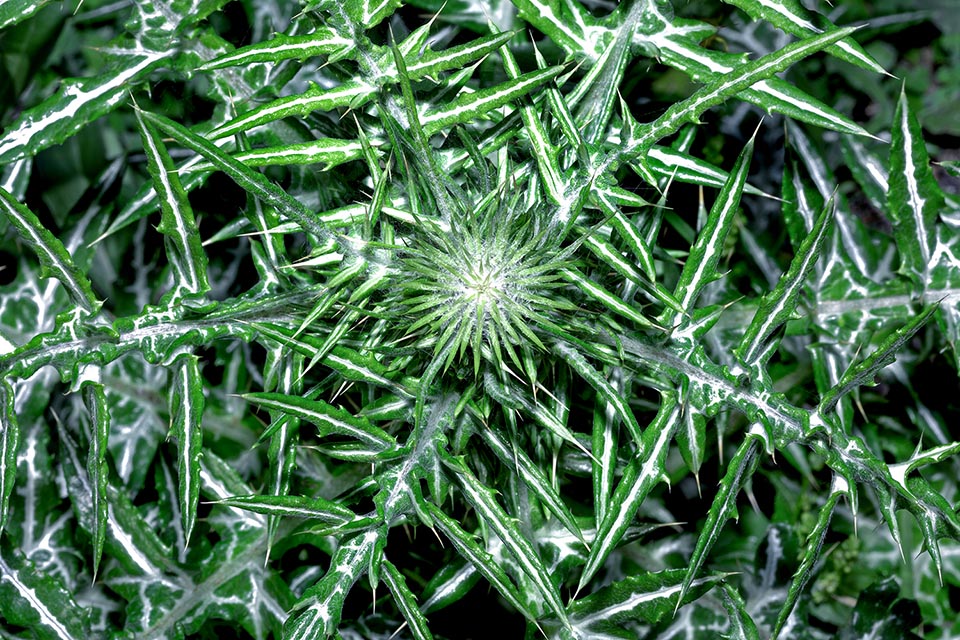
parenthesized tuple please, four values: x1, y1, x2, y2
(0, 1, 958, 638)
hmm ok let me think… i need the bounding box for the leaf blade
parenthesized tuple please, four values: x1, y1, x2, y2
(170, 355, 205, 547)
(0, 186, 99, 313)
(140, 110, 335, 243)
(135, 108, 210, 298)
(0, 52, 168, 163)
(886, 86, 944, 287)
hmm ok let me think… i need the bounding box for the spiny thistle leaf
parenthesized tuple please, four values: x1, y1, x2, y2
(567, 569, 728, 635)
(736, 195, 834, 370)
(819, 304, 938, 415)
(579, 392, 681, 590)
(381, 558, 434, 640)
(622, 26, 869, 161)
(208, 494, 357, 525)
(138, 110, 336, 244)
(670, 131, 756, 325)
(81, 377, 110, 578)
(170, 354, 205, 547)
(442, 451, 572, 630)
(244, 392, 397, 451)
(0, 381, 19, 535)
(678, 437, 761, 608)
(135, 108, 209, 298)
(198, 29, 355, 70)
(773, 474, 845, 639)
(426, 502, 538, 623)
(0, 52, 170, 164)
(0, 186, 99, 313)
(722, 0, 887, 74)
(887, 85, 944, 289)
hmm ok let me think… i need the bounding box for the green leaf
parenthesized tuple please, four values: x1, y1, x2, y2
(421, 66, 565, 134)
(591, 373, 621, 526)
(198, 28, 354, 70)
(641, 146, 770, 198)
(209, 494, 356, 525)
(478, 422, 585, 544)
(170, 354, 205, 547)
(623, 26, 868, 160)
(578, 393, 681, 591)
(482, 373, 588, 455)
(512, 0, 610, 61)
(425, 503, 537, 622)
(819, 305, 937, 416)
(498, 34, 564, 204)
(0, 186, 99, 313)
(0, 0, 56, 29)
(643, 27, 873, 137)
(567, 569, 725, 635)
(886, 86, 945, 288)
(381, 559, 434, 640)
(244, 392, 397, 451)
(442, 452, 571, 630)
(420, 559, 479, 615)
(342, 0, 403, 28)
(285, 531, 378, 639)
(773, 475, 845, 639)
(0, 552, 90, 640)
(671, 131, 755, 321)
(96, 144, 227, 244)
(939, 160, 960, 179)
(557, 342, 645, 447)
(407, 30, 516, 81)
(0, 381, 18, 535)
(737, 195, 834, 368)
(139, 110, 336, 244)
(60, 424, 179, 579)
(676, 389, 707, 489)
(209, 81, 376, 140)
(0, 52, 169, 163)
(837, 577, 922, 640)
(591, 203, 657, 285)
(135, 108, 210, 299)
(562, 268, 661, 331)
(200, 138, 364, 172)
(678, 437, 761, 608)
(81, 378, 110, 578)
(722, 0, 886, 74)
(841, 133, 889, 211)
(251, 325, 414, 396)
(721, 581, 761, 640)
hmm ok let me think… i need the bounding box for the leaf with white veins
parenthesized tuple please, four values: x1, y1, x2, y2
(136, 108, 210, 299)
(0, 186, 99, 314)
(887, 86, 945, 289)
(170, 354, 205, 546)
(579, 392, 681, 590)
(0, 52, 169, 164)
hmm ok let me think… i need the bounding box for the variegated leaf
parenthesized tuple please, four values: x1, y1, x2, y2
(886, 86, 944, 288)
(169, 355, 205, 546)
(0, 52, 169, 163)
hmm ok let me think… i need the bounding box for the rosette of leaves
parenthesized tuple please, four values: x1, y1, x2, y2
(0, 0, 959, 639)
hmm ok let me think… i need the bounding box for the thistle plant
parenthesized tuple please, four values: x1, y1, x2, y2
(1, 0, 959, 638)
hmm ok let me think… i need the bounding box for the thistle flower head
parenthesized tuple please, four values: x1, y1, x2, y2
(395, 196, 576, 377)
